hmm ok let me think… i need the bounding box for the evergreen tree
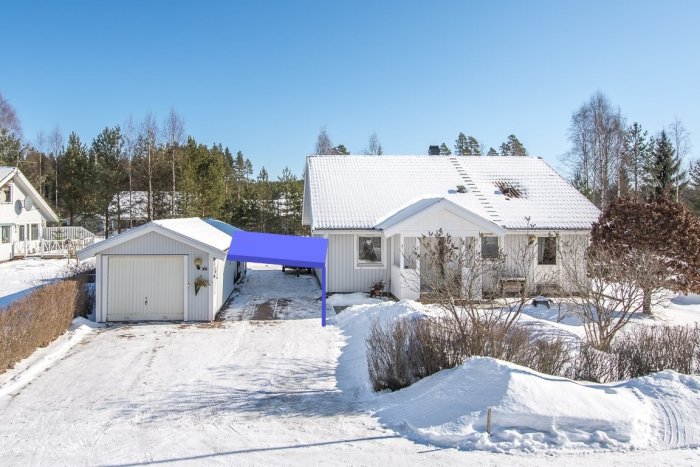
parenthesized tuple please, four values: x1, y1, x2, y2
(646, 130, 685, 200)
(486, 147, 499, 157)
(454, 132, 468, 155)
(621, 123, 650, 197)
(277, 166, 303, 234)
(59, 132, 92, 225)
(91, 126, 124, 237)
(0, 127, 23, 166)
(439, 143, 451, 156)
(332, 144, 349, 155)
(499, 134, 528, 157)
(466, 136, 481, 156)
(180, 137, 226, 218)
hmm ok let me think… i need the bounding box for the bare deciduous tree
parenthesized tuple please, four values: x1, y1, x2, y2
(0, 92, 22, 136)
(314, 127, 333, 155)
(162, 108, 185, 217)
(123, 115, 136, 230)
(669, 118, 691, 201)
(139, 113, 159, 221)
(366, 132, 383, 155)
(565, 92, 625, 208)
(48, 126, 64, 210)
(403, 227, 546, 353)
(558, 238, 666, 351)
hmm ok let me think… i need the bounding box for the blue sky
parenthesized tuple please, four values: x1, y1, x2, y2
(2, 0, 699, 178)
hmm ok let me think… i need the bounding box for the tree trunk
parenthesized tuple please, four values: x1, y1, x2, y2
(642, 289, 652, 315)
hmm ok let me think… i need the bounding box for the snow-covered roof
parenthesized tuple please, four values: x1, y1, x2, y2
(0, 166, 15, 186)
(304, 156, 600, 231)
(77, 217, 242, 260)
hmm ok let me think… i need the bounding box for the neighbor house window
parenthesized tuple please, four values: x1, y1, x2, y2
(1, 226, 10, 244)
(538, 237, 557, 265)
(30, 224, 39, 240)
(1, 185, 11, 203)
(18, 225, 25, 241)
(357, 236, 382, 265)
(481, 236, 499, 259)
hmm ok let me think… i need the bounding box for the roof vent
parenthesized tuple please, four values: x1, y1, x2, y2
(456, 185, 467, 193)
(428, 145, 440, 156)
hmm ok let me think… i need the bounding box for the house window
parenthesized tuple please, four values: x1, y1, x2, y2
(1, 185, 11, 203)
(357, 236, 383, 266)
(30, 224, 39, 240)
(18, 225, 25, 241)
(404, 236, 417, 269)
(481, 236, 499, 259)
(1, 226, 10, 244)
(538, 237, 557, 265)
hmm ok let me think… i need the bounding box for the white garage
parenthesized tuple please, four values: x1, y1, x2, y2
(77, 218, 245, 322)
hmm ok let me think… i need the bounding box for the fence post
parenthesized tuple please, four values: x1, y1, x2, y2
(486, 407, 492, 436)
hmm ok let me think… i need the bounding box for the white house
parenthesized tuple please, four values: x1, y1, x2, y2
(77, 217, 246, 322)
(0, 166, 60, 262)
(302, 155, 601, 299)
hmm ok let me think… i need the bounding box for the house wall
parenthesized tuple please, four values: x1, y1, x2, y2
(325, 233, 392, 293)
(0, 181, 47, 261)
(96, 231, 213, 321)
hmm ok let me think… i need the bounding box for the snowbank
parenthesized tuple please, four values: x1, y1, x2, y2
(327, 292, 385, 307)
(331, 300, 434, 401)
(332, 299, 700, 452)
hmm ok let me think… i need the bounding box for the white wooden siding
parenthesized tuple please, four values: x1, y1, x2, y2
(106, 255, 185, 321)
(211, 258, 237, 317)
(0, 182, 46, 261)
(326, 233, 391, 293)
(97, 231, 211, 321)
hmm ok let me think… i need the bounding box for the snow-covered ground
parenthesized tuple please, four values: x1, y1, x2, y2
(0, 258, 78, 308)
(1, 263, 700, 465)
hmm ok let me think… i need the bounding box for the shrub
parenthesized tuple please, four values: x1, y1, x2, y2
(0, 280, 86, 373)
(367, 313, 572, 391)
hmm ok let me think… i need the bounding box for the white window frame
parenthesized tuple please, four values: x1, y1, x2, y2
(354, 234, 386, 269)
(1, 184, 12, 204)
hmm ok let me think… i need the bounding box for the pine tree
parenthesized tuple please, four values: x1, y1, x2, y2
(499, 135, 528, 157)
(454, 133, 468, 155)
(91, 126, 124, 237)
(486, 147, 499, 157)
(439, 143, 451, 156)
(180, 137, 226, 218)
(0, 127, 23, 166)
(59, 132, 92, 225)
(466, 136, 481, 156)
(333, 144, 349, 155)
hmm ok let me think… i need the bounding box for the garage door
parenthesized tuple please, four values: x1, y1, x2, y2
(106, 255, 185, 321)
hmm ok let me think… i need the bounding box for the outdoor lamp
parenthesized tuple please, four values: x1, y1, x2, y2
(194, 257, 203, 270)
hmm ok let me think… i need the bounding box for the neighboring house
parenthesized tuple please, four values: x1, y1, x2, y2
(77, 217, 246, 322)
(0, 166, 60, 262)
(106, 191, 182, 233)
(302, 155, 601, 299)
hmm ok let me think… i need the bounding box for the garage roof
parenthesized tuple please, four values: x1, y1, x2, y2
(77, 217, 241, 260)
(226, 231, 329, 325)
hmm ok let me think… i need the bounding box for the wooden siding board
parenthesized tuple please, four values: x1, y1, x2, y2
(326, 234, 390, 293)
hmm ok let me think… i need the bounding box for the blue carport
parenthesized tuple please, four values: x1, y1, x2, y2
(226, 231, 330, 326)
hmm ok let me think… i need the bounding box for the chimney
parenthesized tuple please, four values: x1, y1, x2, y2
(428, 145, 440, 156)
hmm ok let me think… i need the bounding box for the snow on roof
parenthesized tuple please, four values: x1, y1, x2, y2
(78, 217, 241, 260)
(305, 155, 601, 231)
(0, 166, 15, 186)
(152, 217, 240, 252)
